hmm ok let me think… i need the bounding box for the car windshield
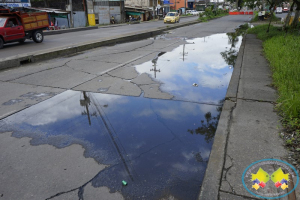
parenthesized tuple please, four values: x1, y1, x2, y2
(167, 13, 175, 16)
(0, 17, 7, 27)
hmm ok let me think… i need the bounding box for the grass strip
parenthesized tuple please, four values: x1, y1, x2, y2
(248, 24, 300, 132)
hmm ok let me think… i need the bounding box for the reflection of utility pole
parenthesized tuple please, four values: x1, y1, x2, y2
(89, 95, 134, 181)
(150, 60, 160, 78)
(80, 92, 91, 126)
(180, 43, 188, 61)
(150, 52, 164, 78)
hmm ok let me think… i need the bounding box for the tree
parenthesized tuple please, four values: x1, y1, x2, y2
(283, 1, 295, 30)
(291, 0, 300, 28)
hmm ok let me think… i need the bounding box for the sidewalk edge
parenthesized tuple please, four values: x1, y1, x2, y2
(198, 36, 246, 200)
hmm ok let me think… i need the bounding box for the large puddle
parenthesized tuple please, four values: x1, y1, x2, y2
(0, 32, 243, 199)
(136, 33, 242, 104)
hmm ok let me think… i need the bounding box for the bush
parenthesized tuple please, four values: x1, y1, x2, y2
(199, 7, 228, 21)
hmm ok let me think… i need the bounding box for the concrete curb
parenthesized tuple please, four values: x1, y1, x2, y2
(0, 20, 200, 70)
(198, 36, 246, 200)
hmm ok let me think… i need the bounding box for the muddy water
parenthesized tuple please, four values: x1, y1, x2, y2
(0, 33, 243, 199)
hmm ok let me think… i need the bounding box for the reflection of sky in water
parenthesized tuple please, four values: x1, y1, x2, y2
(135, 33, 242, 104)
(0, 33, 244, 199)
(0, 90, 221, 199)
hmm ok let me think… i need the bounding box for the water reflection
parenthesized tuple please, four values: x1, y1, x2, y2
(188, 99, 224, 143)
(220, 27, 246, 68)
(0, 32, 245, 199)
(134, 33, 242, 105)
(0, 90, 220, 199)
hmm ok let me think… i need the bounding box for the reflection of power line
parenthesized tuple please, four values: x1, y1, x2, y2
(89, 94, 134, 181)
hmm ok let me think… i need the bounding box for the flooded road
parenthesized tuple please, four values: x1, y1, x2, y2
(0, 19, 248, 200)
(135, 34, 242, 104)
(1, 91, 221, 199)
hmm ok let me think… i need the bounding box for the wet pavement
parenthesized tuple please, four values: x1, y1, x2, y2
(0, 15, 251, 200)
(1, 91, 221, 199)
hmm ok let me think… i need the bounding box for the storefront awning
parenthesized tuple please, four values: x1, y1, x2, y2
(126, 11, 143, 16)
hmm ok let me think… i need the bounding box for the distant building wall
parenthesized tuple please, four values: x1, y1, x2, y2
(125, 0, 151, 7)
(94, 0, 125, 24)
(55, 11, 86, 28)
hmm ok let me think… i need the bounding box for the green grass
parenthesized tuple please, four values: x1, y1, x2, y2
(248, 24, 300, 131)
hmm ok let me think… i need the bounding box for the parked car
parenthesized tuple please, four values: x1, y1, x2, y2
(0, 7, 49, 49)
(276, 7, 282, 14)
(283, 7, 289, 12)
(190, 10, 199, 15)
(186, 10, 193, 15)
(164, 12, 180, 23)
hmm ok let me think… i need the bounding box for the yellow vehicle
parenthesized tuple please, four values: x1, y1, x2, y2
(164, 12, 180, 23)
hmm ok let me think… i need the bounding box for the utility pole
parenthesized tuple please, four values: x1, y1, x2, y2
(185, 0, 186, 15)
(175, 0, 176, 11)
(153, 0, 156, 19)
(70, 0, 74, 28)
(83, 0, 89, 26)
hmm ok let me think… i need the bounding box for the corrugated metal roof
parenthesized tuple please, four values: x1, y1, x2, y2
(24, 7, 69, 14)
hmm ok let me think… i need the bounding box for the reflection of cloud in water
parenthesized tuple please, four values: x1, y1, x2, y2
(136, 102, 218, 121)
(135, 34, 242, 104)
(1, 91, 219, 200)
(23, 91, 125, 126)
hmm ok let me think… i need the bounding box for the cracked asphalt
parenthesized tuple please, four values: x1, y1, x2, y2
(0, 15, 252, 200)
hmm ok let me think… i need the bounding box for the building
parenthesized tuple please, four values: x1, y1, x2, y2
(170, 0, 190, 10)
(93, 0, 125, 24)
(125, 0, 172, 20)
(0, 0, 31, 7)
(125, 0, 157, 19)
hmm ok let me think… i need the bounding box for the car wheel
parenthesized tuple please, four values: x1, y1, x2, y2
(32, 30, 44, 43)
(0, 37, 3, 49)
(19, 38, 26, 44)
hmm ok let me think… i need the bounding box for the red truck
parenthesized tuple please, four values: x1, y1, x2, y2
(0, 7, 49, 49)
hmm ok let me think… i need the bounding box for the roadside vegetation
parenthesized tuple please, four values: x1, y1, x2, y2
(199, 7, 229, 22)
(250, 11, 280, 22)
(247, 24, 300, 150)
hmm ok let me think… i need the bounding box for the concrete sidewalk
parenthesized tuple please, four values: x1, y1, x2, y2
(199, 34, 300, 199)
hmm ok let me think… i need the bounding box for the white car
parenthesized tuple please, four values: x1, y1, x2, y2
(186, 10, 193, 14)
(276, 7, 282, 14)
(190, 10, 199, 15)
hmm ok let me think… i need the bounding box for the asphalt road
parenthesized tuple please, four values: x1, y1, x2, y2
(0, 15, 251, 200)
(0, 16, 199, 59)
